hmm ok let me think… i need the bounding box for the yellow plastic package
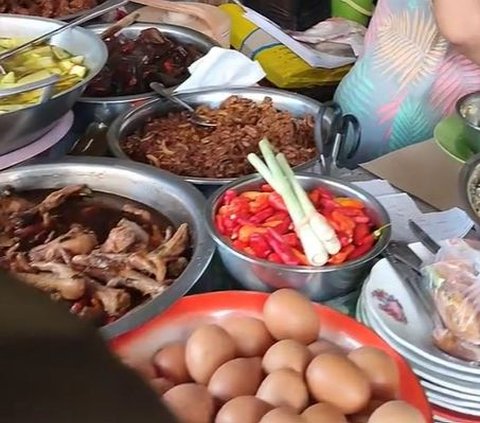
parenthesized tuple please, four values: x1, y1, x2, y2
(219, 4, 351, 89)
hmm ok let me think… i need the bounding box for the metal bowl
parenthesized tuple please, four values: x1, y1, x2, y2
(74, 23, 218, 127)
(205, 173, 391, 302)
(459, 153, 480, 231)
(108, 87, 333, 191)
(0, 157, 215, 338)
(456, 92, 480, 153)
(0, 14, 107, 155)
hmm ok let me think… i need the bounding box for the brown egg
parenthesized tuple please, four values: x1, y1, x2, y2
(263, 289, 320, 345)
(149, 377, 175, 397)
(348, 347, 400, 400)
(185, 324, 237, 384)
(367, 400, 426, 423)
(262, 339, 312, 374)
(302, 403, 348, 423)
(308, 339, 345, 356)
(306, 353, 371, 414)
(349, 399, 388, 423)
(260, 408, 305, 423)
(163, 383, 215, 423)
(153, 342, 191, 385)
(257, 369, 309, 413)
(221, 316, 274, 357)
(216, 396, 273, 423)
(209, 357, 264, 402)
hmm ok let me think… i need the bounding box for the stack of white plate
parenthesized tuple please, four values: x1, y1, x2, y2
(357, 255, 480, 423)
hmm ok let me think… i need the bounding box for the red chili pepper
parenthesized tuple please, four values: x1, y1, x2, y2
(352, 215, 371, 224)
(331, 210, 356, 234)
(308, 190, 322, 207)
(328, 245, 356, 265)
(248, 233, 272, 259)
(348, 241, 374, 260)
(261, 184, 274, 192)
(244, 246, 255, 256)
(324, 213, 341, 232)
(268, 192, 287, 211)
(359, 234, 375, 248)
(315, 187, 335, 200)
(249, 206, 275, 224)
(319, 198, 339, 213)
(240, 191, 269, 201)
(282, 232, 301, 249)
(233, 240, 248, 251)
(163, 59, 175, 74)
(215, 215, 226, 235)
(223, 189, 237, 205)
(264, 230, 300, 265)
(266, 211, 290, 222)
(353, 223, 370, 246)
(267, 252, 283, 264)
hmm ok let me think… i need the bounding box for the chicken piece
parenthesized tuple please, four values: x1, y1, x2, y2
(128, 252, 167, 283)
(88, 280, 131, 318)
(29, 225, 98, 263)
(433, 328, 480, 362)
(5, 252, 33, 273)
(0, 192, 33, 215)
(101, 218, 149, 254)
(108, 269, 166, 297)
(154, 223, 189, 258)
(14, 262, 87, 301)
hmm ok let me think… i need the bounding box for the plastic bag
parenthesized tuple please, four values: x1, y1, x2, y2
(424, 239, 480, 362)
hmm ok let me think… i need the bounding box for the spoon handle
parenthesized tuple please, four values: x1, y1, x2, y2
(0, 0, 129, 62)
(150, 82, 195, 113)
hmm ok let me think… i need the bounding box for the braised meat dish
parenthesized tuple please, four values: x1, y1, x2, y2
(0, 185, 190, 327)
(0, 0, 99, 18)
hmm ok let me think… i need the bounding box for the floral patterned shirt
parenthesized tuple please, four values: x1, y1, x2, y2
(334, 0, 480, 163)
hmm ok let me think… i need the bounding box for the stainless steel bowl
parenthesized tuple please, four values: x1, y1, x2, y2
(0, 157, 215, 338)
(205, 173, 391, 302)
(108, 87, 334, 190)
(456, 92, 480, 153)
(0, 14, 108, 155)
(74, 23, 218, 127)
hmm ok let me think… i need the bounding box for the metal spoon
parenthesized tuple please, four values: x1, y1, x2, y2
(0, 0, 129, 73)
(150, 82, 218, 128)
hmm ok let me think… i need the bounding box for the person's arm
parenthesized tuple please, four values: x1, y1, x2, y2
(0, 271, 178, 423)
(433, 0, 480, 65)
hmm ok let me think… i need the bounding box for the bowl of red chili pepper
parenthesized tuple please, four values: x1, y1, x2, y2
(206, 173, 391, 301)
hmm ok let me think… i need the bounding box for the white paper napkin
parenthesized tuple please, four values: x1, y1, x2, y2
(174, 47, 266, 93)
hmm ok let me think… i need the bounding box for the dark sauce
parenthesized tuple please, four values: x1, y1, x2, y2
(21, 189, 173, 245)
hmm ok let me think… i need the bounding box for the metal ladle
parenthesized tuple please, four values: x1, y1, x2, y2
(150, 82, 218, 128)
(0, 0, 129, 74)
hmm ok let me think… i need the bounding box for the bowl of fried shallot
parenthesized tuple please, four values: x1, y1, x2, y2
(0, 157, 214, 338)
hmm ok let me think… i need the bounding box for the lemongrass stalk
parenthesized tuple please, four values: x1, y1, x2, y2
(248, 140, 328, 266)
(276, 153, 341, 255)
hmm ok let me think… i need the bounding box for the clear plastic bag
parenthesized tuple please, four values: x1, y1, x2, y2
(424, 239, 480, 362)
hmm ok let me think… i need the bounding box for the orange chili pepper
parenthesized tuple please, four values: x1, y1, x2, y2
(238, 224, 268, 243)
(331, 210, 356, 234)
(292, 248, 309, 265)
(328, 245, 356, 265)
(335, 197, 365, 208)
(240, 191, 269, 201)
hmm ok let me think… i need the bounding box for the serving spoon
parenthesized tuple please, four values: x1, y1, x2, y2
(150, 82, 218, 128)
(0, 0, 129, 74)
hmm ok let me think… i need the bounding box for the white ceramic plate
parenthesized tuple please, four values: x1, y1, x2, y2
(422, 380, 480, 402)
(364, 258, 480, 375)
(427, 392, 480, 417)
(358, 295, 480, 394)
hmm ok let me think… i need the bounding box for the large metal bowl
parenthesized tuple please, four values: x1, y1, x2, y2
(108, 87, 334, 191)
(205, 173, 391, 302)
(74, 23, 218, 127)
(0, 14, 107, 155)
(0, 157, 215, 338)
